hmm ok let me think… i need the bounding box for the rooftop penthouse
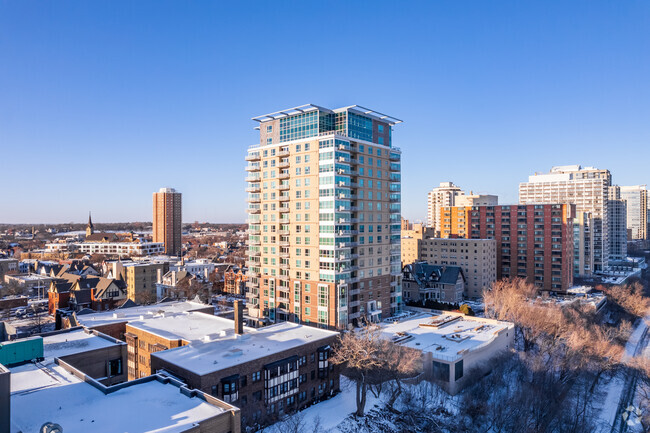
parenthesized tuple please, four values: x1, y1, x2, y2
(381, 311, 514, 394)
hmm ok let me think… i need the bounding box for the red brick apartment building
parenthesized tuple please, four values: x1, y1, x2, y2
(441, 204, 575, 292)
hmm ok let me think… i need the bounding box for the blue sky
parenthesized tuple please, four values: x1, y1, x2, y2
(1, 1, 649, 224)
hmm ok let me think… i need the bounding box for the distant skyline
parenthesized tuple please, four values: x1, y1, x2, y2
(1, 1, 649, 224)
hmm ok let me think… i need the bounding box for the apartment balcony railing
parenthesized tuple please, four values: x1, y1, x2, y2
(246, 185, 261, 193)
(245, 163, 261, 172)
(278, 182, 290, 190)
(278, 149, 290, 157)
(278, 194, 290, 201)
(245, 174, 261, 182)
(278, 172, 290, 180)
(245, 152, 261, 161)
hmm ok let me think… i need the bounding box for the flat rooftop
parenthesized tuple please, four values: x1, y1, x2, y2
(380, 312, 513, 362)
(77, 300, 211, 328)
(134, 311, 339, 375)
(9, 329, 227, 433)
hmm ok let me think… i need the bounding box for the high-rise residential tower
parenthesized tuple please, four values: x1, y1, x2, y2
(608, 186, 628, 261)
(619, 185, 648, 240)
(519, 165, 612, 275)
(427, 182, 464, 234)
(245, 104, 402, 329)
(153, 187, 182, 256)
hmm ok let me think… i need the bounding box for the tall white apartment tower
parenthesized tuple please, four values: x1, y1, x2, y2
(245, 105, 403, 329)
(427, 182, 464, 235)
(619, 185, 648, 240)
(519, 165, 612, 275)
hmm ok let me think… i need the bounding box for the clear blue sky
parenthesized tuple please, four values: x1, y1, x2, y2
(1, 1, 649, 224)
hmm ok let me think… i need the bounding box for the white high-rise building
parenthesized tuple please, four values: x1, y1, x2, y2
(427, 182, 464, 234)
(519, 165, 612, 275)
(619, 185, 648, 240)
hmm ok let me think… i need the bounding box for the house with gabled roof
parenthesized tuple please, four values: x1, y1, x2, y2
(402, 262, 466, 304)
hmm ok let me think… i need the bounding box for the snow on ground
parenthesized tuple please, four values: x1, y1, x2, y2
(598, 314, 650, 430)
(298, 377, 384, 432)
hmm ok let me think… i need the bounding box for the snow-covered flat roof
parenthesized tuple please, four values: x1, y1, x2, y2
(11, 376, 226, 433)
(77, 300, 211, 328)
(380, 312, 513, 362)
(9, 330, 227, 433)
(42, 328, 119, 359)
(10, 329, 120, 394)
(138, 312, 339, 375)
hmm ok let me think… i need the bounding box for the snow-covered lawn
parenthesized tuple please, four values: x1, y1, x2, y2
(298, 377, 384, 432)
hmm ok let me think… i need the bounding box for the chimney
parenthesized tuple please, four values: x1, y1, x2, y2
(234, 300, 244, 335)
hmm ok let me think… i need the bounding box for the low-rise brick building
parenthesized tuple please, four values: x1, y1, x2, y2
(126, 301, 340, 427)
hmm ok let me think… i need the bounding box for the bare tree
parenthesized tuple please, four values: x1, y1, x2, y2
(331, 323, 421, 417)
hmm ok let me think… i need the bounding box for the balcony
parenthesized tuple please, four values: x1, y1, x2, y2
(247, 228, 261, 235)
(245, 175, 261, 182)
(278, 182, 290, 190)
(389, 163, 400, 172)
(246, 239, 260, 246)
(278, 194, 290, 201)
(245, 163, 261, 172)
(247, 207, 261, 214)
(279, 205, 290, 213)
(278, 149, 290, 157)
(279, 240, 290, 247)
(280, 263, 289, 270)
(278, 161, 290, 168)
(279, 230, 290, 235)
(246, 185, 261, 193)
(249, 250, 261, 257)
(389, 152, 400, 161)
(278, 172, 290, 180)
(247, 196, 261, 203)
(245, 152, 261, 161)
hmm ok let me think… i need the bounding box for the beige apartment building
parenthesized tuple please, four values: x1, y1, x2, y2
(419, 238, 497, 298)
(153, 187, 182, 256)
(456, 193, 498, 207)
(401, 222, 436, 266)
(427, 182, 464, 235)
(519, 165, 612, 275)
(108, 261, 169, 303)
(245, 104, 402, 329)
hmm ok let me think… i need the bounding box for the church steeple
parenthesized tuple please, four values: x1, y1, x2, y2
(86, 212, 94, 237)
